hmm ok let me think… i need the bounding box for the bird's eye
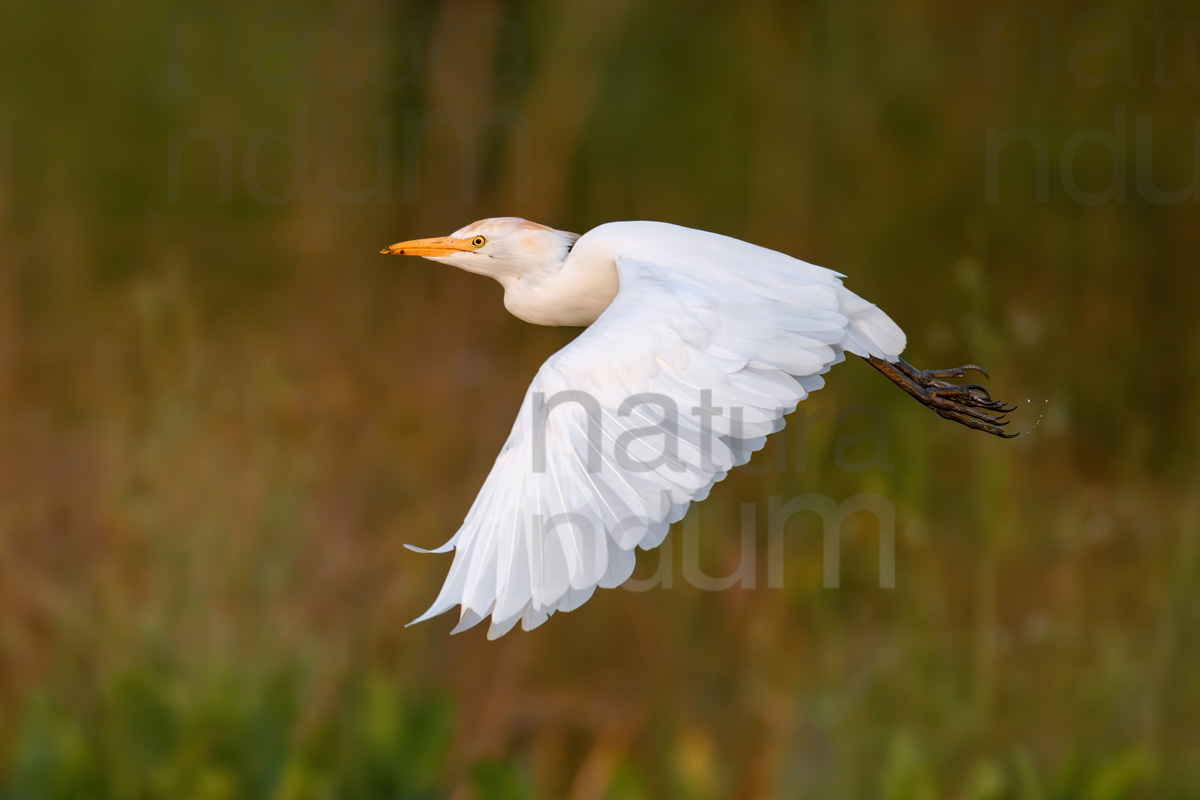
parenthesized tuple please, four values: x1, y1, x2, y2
(471, 236, 486, 248)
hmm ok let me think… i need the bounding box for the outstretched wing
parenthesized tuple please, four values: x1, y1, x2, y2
(408, 222, 905, 638)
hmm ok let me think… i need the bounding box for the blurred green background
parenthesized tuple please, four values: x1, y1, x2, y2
(1, 0, 1198, 797)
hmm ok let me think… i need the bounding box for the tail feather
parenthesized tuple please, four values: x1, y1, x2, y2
(837, 284, 906, 360)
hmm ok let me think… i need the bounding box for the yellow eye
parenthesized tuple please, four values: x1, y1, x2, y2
(471, 236, 486, 248)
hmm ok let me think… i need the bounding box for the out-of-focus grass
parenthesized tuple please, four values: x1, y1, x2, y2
(0, 663, 1169, 799)
(2, 0, 1199, 796)
(6, 666, 457, 799)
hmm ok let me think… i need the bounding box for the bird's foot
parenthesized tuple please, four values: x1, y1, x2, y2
(866, 356, 1017, 438)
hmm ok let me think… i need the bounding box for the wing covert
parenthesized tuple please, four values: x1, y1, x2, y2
(408, 223, 905, 638)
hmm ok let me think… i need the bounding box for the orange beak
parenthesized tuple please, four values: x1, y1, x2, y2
(380, 236, 474, 257)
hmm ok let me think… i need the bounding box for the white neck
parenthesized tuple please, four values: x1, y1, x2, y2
(498, 237, 620, 327)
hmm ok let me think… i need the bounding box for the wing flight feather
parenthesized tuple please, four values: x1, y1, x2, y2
(408, 223, 905, 637)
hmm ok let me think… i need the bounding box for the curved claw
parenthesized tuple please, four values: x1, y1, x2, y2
(930, 387, 1007, 410)
(933, 406, 1013, 437)
(868, 356, 1015, 439)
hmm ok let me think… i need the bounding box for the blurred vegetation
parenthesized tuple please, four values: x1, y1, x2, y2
(1, 0, 1198, 796)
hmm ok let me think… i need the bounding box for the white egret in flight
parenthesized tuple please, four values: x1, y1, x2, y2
(383, 219, 1013, 638)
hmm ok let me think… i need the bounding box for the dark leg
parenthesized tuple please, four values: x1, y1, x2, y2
(864, 356, 1017, 438)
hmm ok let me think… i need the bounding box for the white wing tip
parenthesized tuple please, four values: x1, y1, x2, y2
(405, 541, 455, 554)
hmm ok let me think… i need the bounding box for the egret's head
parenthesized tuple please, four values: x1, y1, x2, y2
(381, 218, 579, 281)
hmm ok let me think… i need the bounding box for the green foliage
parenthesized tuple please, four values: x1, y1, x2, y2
(2, 0, 1199, 796)
(1, 684, 1164, 799)
(3, 669, 455, 800)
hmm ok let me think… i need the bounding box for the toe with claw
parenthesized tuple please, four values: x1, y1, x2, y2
(866, 356, 1017, 438)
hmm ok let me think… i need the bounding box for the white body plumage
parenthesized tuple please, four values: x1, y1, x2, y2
(383, 218, 907, 638)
